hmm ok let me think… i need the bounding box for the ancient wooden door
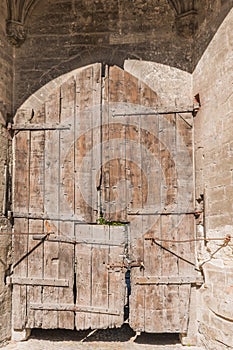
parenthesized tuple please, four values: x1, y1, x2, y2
(101, 66, 200, 334)
(11, 63, 200, 334)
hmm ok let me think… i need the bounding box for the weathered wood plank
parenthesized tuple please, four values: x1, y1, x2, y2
(101, 66, 110, 220)
(12, 126, 30, 331)
(143, 221, 162, 333)
(75, 64, 101, 223)
(13, 131, 30, 213)
(42, 88, 61, 329)
(176, 112, 194, 211)
(140, 113, 162, 333)
(124, 71, 159, 332)
(159, 113, 179, 332)
(75, 224, 125, 245)
(108, 226, 126, 328)
(91, 64, 102, 221)
(135, 276, 203, 285)
(75, 224, 92, 330)
(91, 226, 109, 328)
(125, 118, 144, 331)
(13, 212, 85, 221)
(30, 304, 120, 315)
(176, 214, 196, 333)
(27, 220, 44, 329)
(58, 76, 76, 330)
(60, 76, 75, 217)
(176, 113, 196, 334)
(57, 240, 74, 329)
(75, 64, 102, 330)
(28, 116, 45, 214)
(11, 277, 69, 287)
(12, 218, 28, 330)
(12, 123, 70, 130)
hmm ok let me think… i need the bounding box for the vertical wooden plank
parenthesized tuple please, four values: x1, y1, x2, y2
(101, 66, 110, 220)
(13, 130, 30, 214)
(42, 232, 59, 329)
(177, 214, 196, 332)
(75, 224, 92, 330)
(74, 64, 102, 330)
(139, 114, 159, 332)
(176, 113, 195, 333)
(91, 64, 102, 221)
(58, 77, 76, 329)
(108, 226, 125, 328)
(102, 123, 126, 222)
(176, 112, 194, 213)
(60, 77, 76, 218)
(27, 220, 44, 329)
(57, 240, 74, 329)
(12, 219, 28, 330)
(107, 67, 145, 331)
(127, 73, 159, 332)
(13, 129, 30, 330)
(75, 64, 101, 223)
(90, 226, 109, 328)
(128, 117, 144, 333)
(42, 89, 60, 329)
(159, 113, 179, 332)
(28, 107, 45, 214)
(27, 106, 45, 328)
(143, 222, 162, 332)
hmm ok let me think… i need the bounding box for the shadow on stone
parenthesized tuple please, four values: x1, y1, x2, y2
(84, 324, 136, 342)
(30, 328, 90, 342)
(135, 332, 180, 345)
(30, 324, 136, 343)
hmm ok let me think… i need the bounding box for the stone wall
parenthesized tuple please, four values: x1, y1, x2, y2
(193, 9, 233, 350)
(13, 0, 194, 112)
(0, 0, 13, 344)
(193, 0, 233, 70)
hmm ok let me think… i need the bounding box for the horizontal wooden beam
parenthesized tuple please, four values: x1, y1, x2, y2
(10, 123, 71, 130)
(33, 234, 125, 246)
(8, 277, 69, 287)
(30, 303, 120, 315)
(135, 275, 203, 285)
(13, 212, 86, 222)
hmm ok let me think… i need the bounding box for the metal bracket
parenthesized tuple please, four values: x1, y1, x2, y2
(107, 260, 144, 270)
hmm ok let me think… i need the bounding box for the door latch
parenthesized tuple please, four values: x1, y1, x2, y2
(107, 260, 144, 270)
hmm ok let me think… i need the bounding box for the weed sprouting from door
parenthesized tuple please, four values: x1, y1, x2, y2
(96, 216, 126, 226)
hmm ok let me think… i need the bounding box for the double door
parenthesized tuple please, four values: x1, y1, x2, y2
(11, 63, 199, 333)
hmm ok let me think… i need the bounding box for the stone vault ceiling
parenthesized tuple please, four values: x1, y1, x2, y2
(5, 0, 40, 45)
(5, 0, 198, 46)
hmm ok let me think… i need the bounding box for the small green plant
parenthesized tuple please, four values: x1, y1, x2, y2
(97, 216, 125, 226)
